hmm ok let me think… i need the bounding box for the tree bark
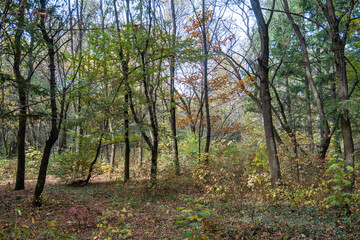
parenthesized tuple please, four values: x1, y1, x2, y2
(85, 133, 104, 183)
(250, 0, 281, 185)
(109, 121, 116, 167)
(114, 0, 131, 182)
(138, 140, 143, 167)
(1, 127, 9, 157)
(14, 2, 26, 190)
(33, 45, 59, 206)
(202, 0, 211, 162)
(124, 90, 130, 182)
(33, 0, 60, 206)
(170, 0, 180, 174)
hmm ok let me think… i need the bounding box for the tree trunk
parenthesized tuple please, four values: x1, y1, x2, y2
(123, 0, 131, 183)
(109, 121, 116, 167)
(33, 0, 60, 206)
(33, 46, 59, 206)
(250, 0, 281, 185)
(332, 37, 354, 188)
(75, 0, 84, 154)
(202, 0, 211, 162)
(124, 91, 130, 182)
(286, 77, 299, 183)
(283, 0, 330, 159)
(85, 134, 103, 183)
(1, 127, 9, 157)
(304, 78, 314, 152)
(114, 0, 131, 182)
(58, 128, 67, 154)
(14, 2, 26, 190)
(170, 0, 180, 174)
(317, 0, 355, 190)
(15, 89, 26, 190)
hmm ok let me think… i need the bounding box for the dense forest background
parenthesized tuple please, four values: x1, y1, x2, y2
(1, 0, 360, 239)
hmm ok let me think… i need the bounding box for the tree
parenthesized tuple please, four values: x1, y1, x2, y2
(201, 0, 211, 162)
(113, 0, 131, 182)
(250, 0, 281, 184)
(170, 0, 180, 175)
(283, 0, 331, 160)
(316, 0, 358, 190)
(8, 0, 38, 190)
(13, 0, 28, 191)
(33, 0, 67, 206)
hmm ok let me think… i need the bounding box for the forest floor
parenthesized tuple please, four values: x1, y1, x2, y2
(1, 171, 360, 239)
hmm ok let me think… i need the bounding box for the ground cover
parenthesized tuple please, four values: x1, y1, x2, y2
(1, 171, 359, 240)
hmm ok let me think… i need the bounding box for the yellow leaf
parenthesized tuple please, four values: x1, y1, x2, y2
(22, 225, 29, 228)
(31, 217, 35, 224)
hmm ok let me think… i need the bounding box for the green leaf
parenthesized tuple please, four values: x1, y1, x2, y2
(329, 178, 340, 183)
(16, 208, 22, 216)
(328, 164, 339, 170)
(182, 209, 193, 214)
(182, 231, 193, 238)
(189, 222, 199, 227)
(198, 212, 210, 217)
(342, 179, 351, 185)
(346, 166, 354, 171)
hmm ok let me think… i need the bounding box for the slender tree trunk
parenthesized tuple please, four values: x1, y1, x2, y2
(283, 0, 330, 159)
(202, 0, 211, 162)
(33, 46, 59, 206)
(304, 78, 314, 152)
(123, 0, 130, 180)
(15, 89, 26, 190)
(109, 122, 116, 167)
(198, 100, 203, 158)
(14, 2, 26, 190)
(150, 139, 158, 183)
(286, 77, 299, 183)
(57, 103, 69, 154)
(75, 0, 84, 154)
(250, 0, 281, 185)
(1, 127, 9, 157)
(335, 45, 355, 188)
(170, 0, 180, 175)
(114, 0, 131, 182)
(125, 0, 159, 185)
(124, 91, 130, 181)
(85, 134, 104, 183)
(33, 0, 60, 206)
